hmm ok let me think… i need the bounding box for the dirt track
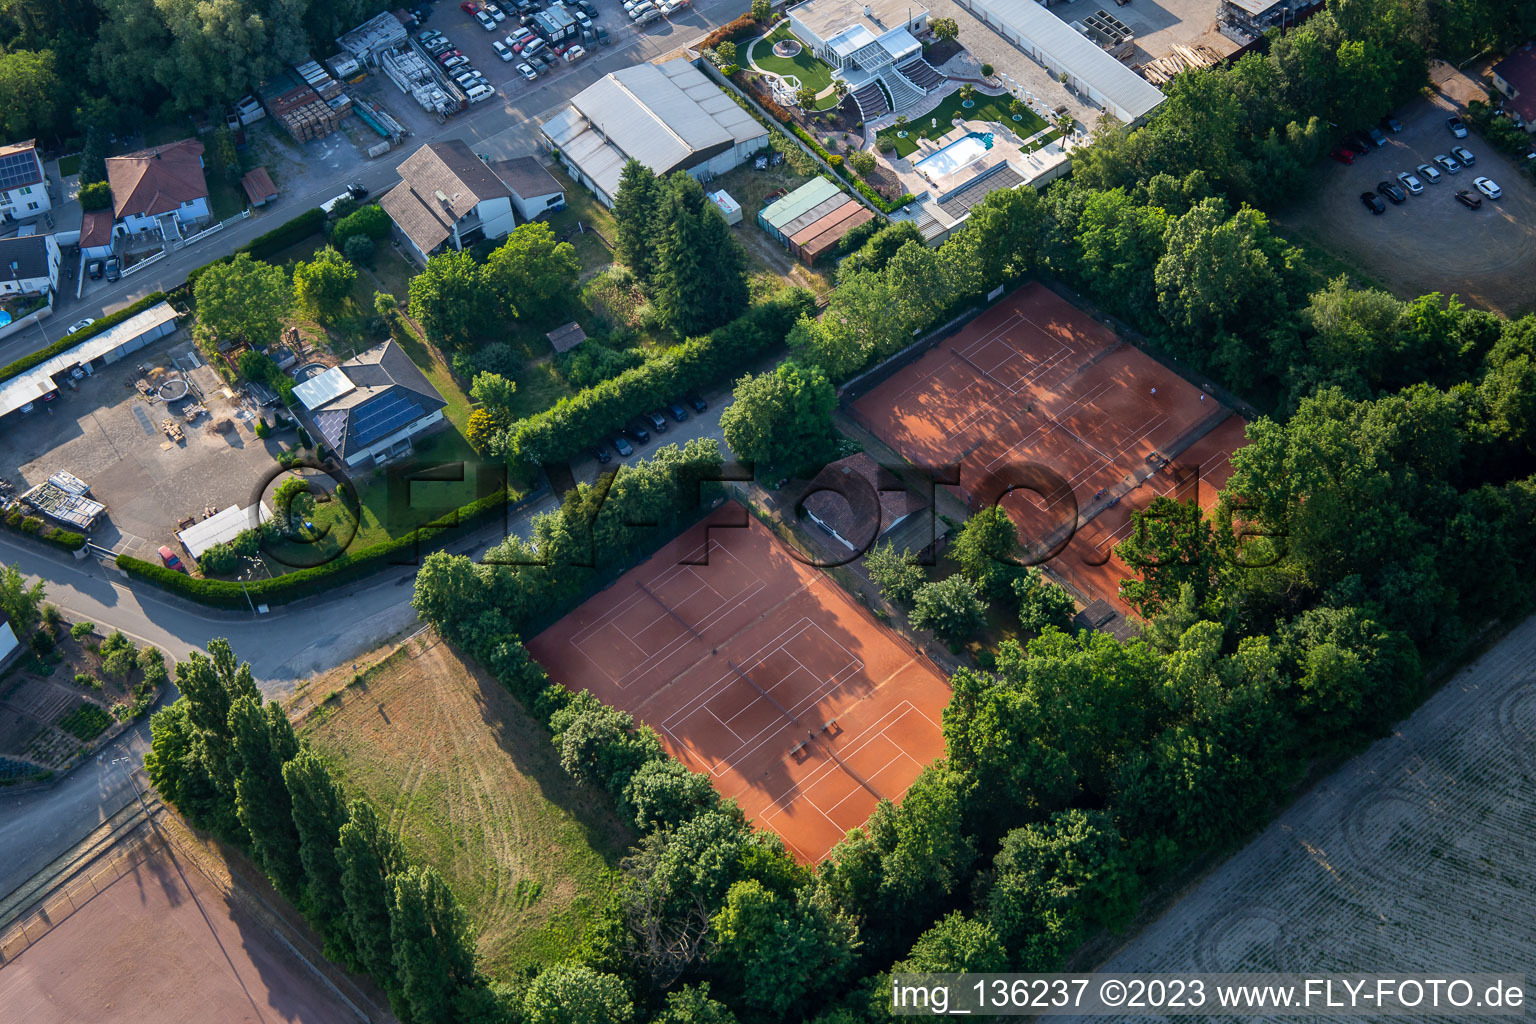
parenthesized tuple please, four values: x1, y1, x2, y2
(1069, 614, 1536, 1019)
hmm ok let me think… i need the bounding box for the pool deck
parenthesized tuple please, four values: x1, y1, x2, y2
(889, 119, 1031, 196)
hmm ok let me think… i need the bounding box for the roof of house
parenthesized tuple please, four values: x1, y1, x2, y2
(1494, 42, 1536, 120)
(79, 210, 114, 248)
(105, 139, 209, 219)
(0, 234, 53, 282)
(379, 140, 512, 254)
(241, 166, 278, 204)
(492, 156, 564, 200)
(300, 341, 446, 459)
(0, 139, 43, 192)
(554, 59, 767, 198)
(789, 0, 928, 46)
(800, 453, 926, 549)
(956, 0, 1166, 122)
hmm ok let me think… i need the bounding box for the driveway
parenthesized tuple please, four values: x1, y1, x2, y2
(1276, 65, 1536, 316)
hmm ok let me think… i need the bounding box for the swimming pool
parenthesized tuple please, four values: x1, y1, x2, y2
(914, 131, 995, 180)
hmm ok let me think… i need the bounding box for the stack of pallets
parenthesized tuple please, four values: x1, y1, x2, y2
(1139, 43, 1226, 85)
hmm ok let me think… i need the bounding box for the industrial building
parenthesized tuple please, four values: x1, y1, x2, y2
(540, 59, 769, 208)
(952, 0, 1166, 124)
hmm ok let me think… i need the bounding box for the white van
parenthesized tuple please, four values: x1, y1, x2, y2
(465, 82, 496, 103)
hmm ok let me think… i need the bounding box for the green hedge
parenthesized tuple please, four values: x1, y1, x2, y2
(0, 292, 167, 385)
(1, 510, 87, 552)
(185, 207, 325, 288)
(118, 486, 514, 608)
(505, 290, 815, 466)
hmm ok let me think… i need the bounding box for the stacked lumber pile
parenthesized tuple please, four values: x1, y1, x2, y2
(1139, 43, 1225, 85)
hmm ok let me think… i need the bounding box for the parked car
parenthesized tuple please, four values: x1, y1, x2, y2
(492, 38, 513, 59)
(625, 423, 650, 444)
(1450, 144, 1475, 166)
(1416, 161, 1441, 184)
(686, 393, 708, 413)
(105, 256, 120, 281)
(437, 47, 463, 59)
(476, 9, 497, 29)
(1329, 145, 1357, 165)
(87, 259, 104, 279)
(563, 44, 586, 61)
(1473, 175, 1502, 199)
(1360, 191, 1386, 214)
(576, 0, 598, 15)
(592, 444, 611, 464)
(645, 410, 668, 432)
(66, 317, 95, 335)
(1455, 188, 1482, 209)
(1396, 171, 1423, 194)
(1375, 180, 1406, 203)
(612, 435, 634, 457)
(158, 546, 189, 574)
(1380, 114, 1403, 133)
(454, 69, 486, 88)
(1366, 126, 1387, 146)
(425, 37, 453, 54)
(460, 0, 478, 11)
(484, 2, 507, 20)
(1346, 133, 1372, 155)
(347, 182, 369, 199)
(516, 60, 538, 79)
(465, 82, 496, 102)
(594, 25, 609, 43)
(667, 402, 688, 422)
(419, 29, 446, 45)
(1433, 153, 1460, 174)
(1447, 115, 1468, 138)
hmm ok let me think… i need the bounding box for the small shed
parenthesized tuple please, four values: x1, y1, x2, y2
(709, 190, 742, 226)
(492, 157, 566, 221)
(241, 166, 279, 207)
(758, 177, 843, 243)
(337, 10, 409, 65)
(546, 322, 587, 353)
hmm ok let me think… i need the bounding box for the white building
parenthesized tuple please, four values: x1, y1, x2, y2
(953, 0, 1166, 124)
(491, 157, 567, 222)
(380, 140, 518, 265)
(0, 233, 61, 297)
(786, 0, 944, 119)
(0, 140, 52, 224)
(292, 341, 447, 468)
(540, 59, 769, 208)
(104, 140, 212, 244)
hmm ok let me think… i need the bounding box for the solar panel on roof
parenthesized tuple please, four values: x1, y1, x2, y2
(314, 409, 349, 449)
(352, 392, 423, 446)
(293, 366, 356, 410)
(0, 151, 40, 192)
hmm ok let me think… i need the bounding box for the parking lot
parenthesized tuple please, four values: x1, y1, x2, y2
(0, 332, 281, 564)
(1282, 74, 1536, 316)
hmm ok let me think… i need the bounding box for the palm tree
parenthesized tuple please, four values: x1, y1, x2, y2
(833, 79, 849, 101)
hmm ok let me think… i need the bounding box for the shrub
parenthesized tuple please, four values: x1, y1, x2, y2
(74, 672, 100, 690)
(343, 233, 376, 266)
(701, 12, 759, 48)
(79, 180, 113, 211)
(58, 702, 112, 741)
(331, 203, 391, 247)
(70, 621, 94, 640)
(847, 150, 876, 176)
(981, 63, 994, 76)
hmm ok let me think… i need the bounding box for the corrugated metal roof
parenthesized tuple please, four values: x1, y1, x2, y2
(961, 0, 1165, 121)
(0, 303, 180, 418)
(791, 201, 867, 248)
(178, 502, 273, 558)
(781, 194, 857, 240)
(760, 177, 842, 231)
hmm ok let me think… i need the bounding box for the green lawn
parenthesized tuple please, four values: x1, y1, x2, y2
(57, 154, 80, 178)
(298, 639, 631, 977)
(877, 90, 1047, 157)
(751, 25, 841, 109)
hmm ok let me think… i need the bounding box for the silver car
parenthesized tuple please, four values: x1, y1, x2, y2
(1396, 170, 1424, 195)
(1433, 152, 1461, 174)
(1416, 162, 1441, 183)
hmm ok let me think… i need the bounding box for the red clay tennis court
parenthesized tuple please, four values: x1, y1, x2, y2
(850, 283, 1247, 616)
(527, 504, 950, 863)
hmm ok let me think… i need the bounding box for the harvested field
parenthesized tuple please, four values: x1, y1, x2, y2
(528, 505, 953, 864)
(849, 283, 1245, 616)
(0, 832, 357, 1024)
(296, 632, 630, 976)
(1069, 613, 1536, 1018)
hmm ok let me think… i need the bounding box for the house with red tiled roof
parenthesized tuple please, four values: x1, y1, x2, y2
(1493, 42, 1536, 133)
(104, 139, 211, 244)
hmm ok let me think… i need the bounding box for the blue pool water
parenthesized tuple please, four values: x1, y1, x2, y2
(914, 131, 996, 179)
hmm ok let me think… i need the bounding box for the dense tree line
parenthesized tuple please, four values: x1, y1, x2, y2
(0, 0, 389, 146)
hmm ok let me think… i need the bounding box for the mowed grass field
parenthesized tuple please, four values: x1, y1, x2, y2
(296, 634, 631, 975)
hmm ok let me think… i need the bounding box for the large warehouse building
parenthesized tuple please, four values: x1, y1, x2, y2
(953, 0, 1166, 124)
(540, 59, 769, 207)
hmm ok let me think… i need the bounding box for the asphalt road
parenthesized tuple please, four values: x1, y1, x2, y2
(0, 0, 742, 369)
(0, 492, 553, 901)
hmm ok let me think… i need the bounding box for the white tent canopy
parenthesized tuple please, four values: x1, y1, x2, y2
(177, 502, 273, 558)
